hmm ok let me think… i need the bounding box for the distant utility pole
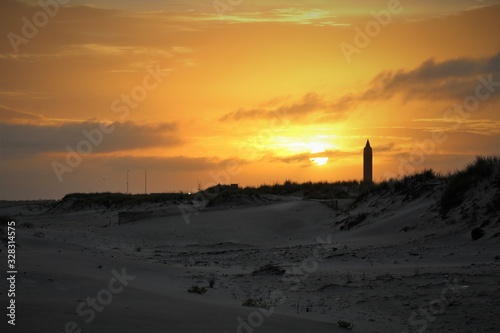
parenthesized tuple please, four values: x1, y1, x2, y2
(126, 170, 130, 194)
(145, 169, 147, 194)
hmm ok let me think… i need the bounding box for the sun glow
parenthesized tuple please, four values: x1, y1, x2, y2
(310, 157, 329, 166)
(309, 142, 329, 166)
(265, 132, 337, 166)
(309, 142, 327, 154)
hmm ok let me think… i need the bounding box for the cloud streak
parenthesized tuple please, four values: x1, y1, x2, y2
(104, 155, 248, 172)
(414, 118, 500, 136)
(220, 93, 352, 123)
(0, 105, 47, 123)
(0, 120, 181, 159)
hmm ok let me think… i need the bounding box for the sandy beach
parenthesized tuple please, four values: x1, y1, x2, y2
(1, 176, 499, 333)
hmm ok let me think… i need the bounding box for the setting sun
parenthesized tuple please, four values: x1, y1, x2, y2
(310, 157, 329, 166)
(309, 142, 329, 166)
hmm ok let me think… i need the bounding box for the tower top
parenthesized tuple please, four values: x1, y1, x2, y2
(363, 139, 373, 186)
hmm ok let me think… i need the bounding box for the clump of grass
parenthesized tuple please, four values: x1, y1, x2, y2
(343, 270, 356, 284)
(441, 156, 499, 216)
(207, 273, 217, 288)
(337, 320, 354, 330)
(341, 213, 367, 230)
(400, 225, 416, 233)
(34, 231, 45, 238)
(187, 285, 207, 294)
(242, 297, 271, 308)
(242, 297, 259, 307)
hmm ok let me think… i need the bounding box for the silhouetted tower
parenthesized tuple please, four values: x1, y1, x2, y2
(363, 140, 373, 185)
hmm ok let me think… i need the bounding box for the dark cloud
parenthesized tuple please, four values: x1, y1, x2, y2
(361, 52, 500, 102)
(103, 155, 248, 173)
(268, 152, 312, 165)
(0, 120, 180, 159)
(220, 93, 351, 122)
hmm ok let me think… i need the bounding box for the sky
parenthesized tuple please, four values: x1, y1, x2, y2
(0, 0, 499, 200)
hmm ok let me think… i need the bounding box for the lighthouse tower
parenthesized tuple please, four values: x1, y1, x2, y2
(363, 140, 373, 185)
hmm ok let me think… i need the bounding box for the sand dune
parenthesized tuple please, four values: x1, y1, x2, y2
(1, 176, 499, 332)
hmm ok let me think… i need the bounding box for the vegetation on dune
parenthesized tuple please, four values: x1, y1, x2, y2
(337, 320, 354, 330)
(340, 212, 367, 230)
(206, 273, 217, 288)
(266, 179, 358, 199)
(346, 155, 500, 229)
(58, 192, 192, 210)
(242, 297, 270, 308)
(57, 180, 360, 210)
(351, 155, 499, 212)
(350, 168, 438, 209)
(241, 296, 281, 309)
(440, 156, 499, 216)
(204, 180, 359, 207)
(187, 285, 207, 294)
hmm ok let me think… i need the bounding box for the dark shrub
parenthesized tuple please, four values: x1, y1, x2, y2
(187, 285, 207, 294)
(471, 228, 485, 240)
(337, 320, 354, 330)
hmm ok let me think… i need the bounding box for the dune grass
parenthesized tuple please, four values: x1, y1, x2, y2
(350, 168, 438, 209)
(440, 156, 499, 216)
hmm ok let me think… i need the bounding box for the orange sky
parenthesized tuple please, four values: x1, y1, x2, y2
(0, 0, 499, 199)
